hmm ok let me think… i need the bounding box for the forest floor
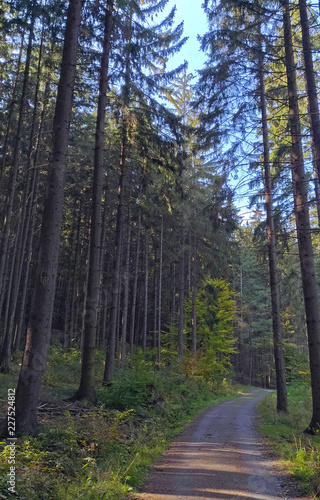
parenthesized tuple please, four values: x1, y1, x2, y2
(133, 388, 308, 500)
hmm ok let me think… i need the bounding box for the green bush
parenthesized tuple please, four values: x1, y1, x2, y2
(0, 347, 243, 499)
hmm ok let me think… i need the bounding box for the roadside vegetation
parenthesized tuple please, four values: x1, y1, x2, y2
(0, 346, 245, 500)
(257, 377, 320, 498)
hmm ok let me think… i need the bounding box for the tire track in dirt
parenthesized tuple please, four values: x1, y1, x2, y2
(133, 389, 308, 500)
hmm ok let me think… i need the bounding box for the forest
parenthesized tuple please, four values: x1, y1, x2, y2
(1, 0, 320, 497)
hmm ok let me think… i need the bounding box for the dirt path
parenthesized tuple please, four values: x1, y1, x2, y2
(134, 389, 308, 500)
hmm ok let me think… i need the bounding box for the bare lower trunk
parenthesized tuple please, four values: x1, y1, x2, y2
(178, 222, 185, 363)
(283, 0, 320, 431)
(120, 201, 132, 367)
(157, 217, 163, 363)
(13, 0, 82, 437)
(299, 0, 320, 199)
(74, 0, 113, 401)
(104, 129, 126, 383)
(191, 237, 197, 357)
(130, 211, 141, 357)
(142, 234, 149, 354)
(153, 257, 158, 351)
(0, 10, 35, 313)
(258, 38, 287, 413)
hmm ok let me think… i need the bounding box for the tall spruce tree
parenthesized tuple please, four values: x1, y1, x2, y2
(282, 0, 320, 432)
(197, 0, 288, 411)
(103, 0, 187, 381)
(12, 0, 82, 437)
(72, 0, 114, 403)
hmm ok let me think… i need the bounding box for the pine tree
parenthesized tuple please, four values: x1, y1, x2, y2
(72, 0, 113, 403)
(282, 0, 320, 432)
(12, 0, 82, 437)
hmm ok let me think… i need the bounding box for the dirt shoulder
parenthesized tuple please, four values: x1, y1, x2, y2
(133, 389, 309, 500)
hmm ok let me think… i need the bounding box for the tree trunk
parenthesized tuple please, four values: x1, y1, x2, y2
(283, 0, 320, 432)
(13, 0, 82, 437)
(142, 233, 149, 354)
(0, 9, 35, 314)
(14, 76, 51, 352)
(258, 39, 287, 413)
(67, 204, 81, 347)
(103, 126, 126, 383)
(299, 0, 320, 227)
(0, 30, 46, 371)
(130, 210, 141, 357)
(153, 253, 158, 351)
(73, 0, 113, 401)
(120, 200, 132, 367)
(191, 237, 197, 357)
(157, 217, 164, 363)
(178, 222, 185, 363)
(0, 27, 25, 181)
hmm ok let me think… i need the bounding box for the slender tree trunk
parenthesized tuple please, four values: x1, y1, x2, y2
(171, 262, 176, 356)
(97, 196, 108, 348)
(14, 76, 51, 352)
(157, 217, 164, 363)
(130, 210, 141, 357)
(177, 222, 185, 363)
(258, 39, 287, 413)
(0, 216, 21, 371)
(103, 11, 132, 380)
(81, 233, 90, 351)
(283, 0, 320, 432)
(73, 0, 113, 401)
(67, 205, 81, 347)
(191, 237, 197, 357)
(153, 255, 158, 351)
(299, 0, 320, 187)
(299, 0, 320, 227)
(142, 233, 148, 354)
(120, 200, 132, 367)
(0, 28, 25, 181)
(12, 0, 82, 437)
(0, 9, 35, 313)
(0, 31, 47, 370)
(104, 126, 126, 383)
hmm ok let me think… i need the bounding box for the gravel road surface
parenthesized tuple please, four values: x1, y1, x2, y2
(134, 389, 308, 500)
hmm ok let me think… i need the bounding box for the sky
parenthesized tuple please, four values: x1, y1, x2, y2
(165, 0, 208, 76)
(164, 1, 253, 221)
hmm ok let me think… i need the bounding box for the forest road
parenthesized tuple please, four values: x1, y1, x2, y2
(133, 389, 307, 500)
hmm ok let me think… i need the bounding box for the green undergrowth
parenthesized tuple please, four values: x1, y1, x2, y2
(0, 347, 247, 500)
(257, 382, 320, 498)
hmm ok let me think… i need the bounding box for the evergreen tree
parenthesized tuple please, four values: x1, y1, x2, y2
(13, 0, 82, 437)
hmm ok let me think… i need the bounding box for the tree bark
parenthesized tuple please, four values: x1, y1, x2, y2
(299, 0, 320, 227)
(14, 75, 51, 352)
(13, 0, 82, 437)
(258, 37, 287, 413)
(0, 8, 35, 314)
(178, 222, 185, 363)
(191, 237, 197, 357)
(130, 210, 141, 357)
(283, 0, 320, 431)
(157, 216, 164, 363)
(142, 233, 149, 354)
(120, 199, 132, 367)
(0, 29, 47, 371)
(103, 124, 126, 383)
(73, 0, 113, 401)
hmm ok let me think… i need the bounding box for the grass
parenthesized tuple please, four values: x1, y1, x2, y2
(257, 382, 320, 498)
(0, 346, 247, 500)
